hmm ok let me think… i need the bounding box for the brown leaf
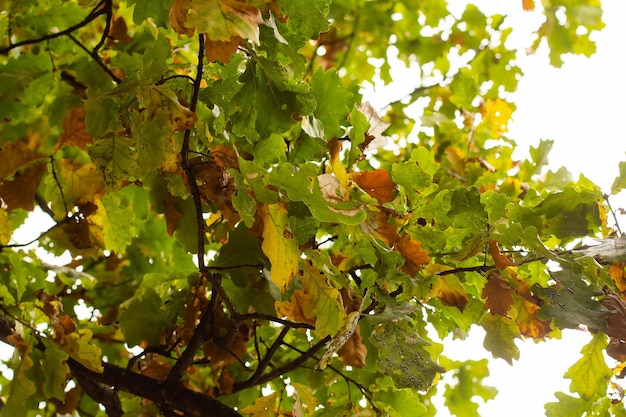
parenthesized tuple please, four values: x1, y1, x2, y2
(352, 169, 397, 203)
(107, 15, 132, 44)
(431, 275, 468, 312)
(62, 216, 94, 250)
(202, 326, 250, 369)
(395, 235, 430, 275)
(0, 162, 46, 211)
(275, 295, 316, 328)
(140, 357, 171, 380)
(0, 139, 43, 180)
(607, 338, 626, 362)
(489, 239, 520, 270)
(57, 107, 92, 150)
(516, 299, 552, 338)
(336, 323, 367, 368)
(601, 292, 626, 341)
(164, 194, 183, 236)
(205, 35, 242, 63)
(218, 368, 234, 394)
(169, 0, 194, 37)
(482, 273, 514, 316)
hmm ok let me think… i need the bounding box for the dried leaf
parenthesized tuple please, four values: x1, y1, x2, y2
(336, 320, 367, 368)
(57, 107, 92, 150)
(515, 299, 552, 338)
(140, 357, 171, 380)
(356, 102, 390, 153)
(431, 275, 468, 312)
(482, 273, 514, 316)
(522, 0, 535, 11)
(0, 140, 43, 180)
(352, 169, 397, 203)
(204, 36, 242, 63)
(0, 162, 46, 211)
(600, 292, 626, 341)
(489, 239, 519, 270)
(395, 235, 430, 275)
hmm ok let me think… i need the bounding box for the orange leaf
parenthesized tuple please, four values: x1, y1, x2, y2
(489, 239, 519, 270)
(482, 273, 514, 316)
(395, 235, 430, 275)
(522, 0, 535, 11)
(275, 296, 315, 327)
(337, 323, 367, 368)
(169, 0, 194, 37)
(57, 107, 92, 150)
(0, 139, 43, 180)
(0, 162, 46, 211)
(431, 275, 468, 312)
(515, 299, 552, 338)
(352, 169, 397, 203)
(609, 262, 626, 294)
(139, 357, 171, 380)
(204, 36, 242, 63)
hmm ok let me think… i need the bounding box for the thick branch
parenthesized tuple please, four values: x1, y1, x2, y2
(68, 358, 241, 417)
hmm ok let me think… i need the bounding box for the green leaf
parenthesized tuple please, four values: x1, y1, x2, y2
(309, 69, 355, 138)
(299, 262, 346, 338)
(63, 329, 103, 373)
(127, 0, 173, 26)
(480, 314, 520, 365)
(545, 392, 591, 417)
(440, 357, 497, 417)
(41, 340, 70, 401)
(537, 269, 609, 332)
(119, 286, 169, 347)
(564, 332, 611, 400)
(97, 186, 139, 253)
(370, 321, 446, 391)
(611, 160, 626, 195)
(1, 344, 36, 417)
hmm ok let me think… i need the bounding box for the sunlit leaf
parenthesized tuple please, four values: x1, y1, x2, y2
(260, 202, 300, 292)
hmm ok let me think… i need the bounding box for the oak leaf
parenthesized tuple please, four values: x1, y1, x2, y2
(336, 321, 367, 368)
(489, 239, 520, 270)
(515, 298, 552, 338)
(260, 203, 300, 292)
(482, 273, 514, 316)
(522, 0, 535, 10)
(600, 292, 626, 341)
(352, 169, 397, 204)
(205, 36, 242, 63)
(395, 235, 430, 275)
(57, 107, 92, 150)
(0, 140, 43, 180)
(431, 274, 468, 312)
(356, 102, 390, 153)
(0, 162, 46, 211)
(609, 262, 626, 294)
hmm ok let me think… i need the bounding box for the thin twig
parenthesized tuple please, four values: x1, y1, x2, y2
(0, 0, 107, 54)
(235, 313, 315, 330)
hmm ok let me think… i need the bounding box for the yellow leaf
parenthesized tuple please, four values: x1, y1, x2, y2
(62, 329, 103, 373)
(57, 160, 104, 206)
(241, 392, 278, 417)
(0, 208, 12, 245)
(296, 262, 346, 338)
(261, 203, 300, 292)
(522, 0, 535, 10)
(479, 98, 513, 136)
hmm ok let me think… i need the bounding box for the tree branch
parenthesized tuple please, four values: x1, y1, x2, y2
(0, 0, 107, 54)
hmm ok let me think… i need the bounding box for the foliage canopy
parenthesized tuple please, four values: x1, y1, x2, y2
(1, 0, 625, 416)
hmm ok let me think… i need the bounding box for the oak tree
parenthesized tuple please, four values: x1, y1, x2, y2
(0, 0, 624, 416)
